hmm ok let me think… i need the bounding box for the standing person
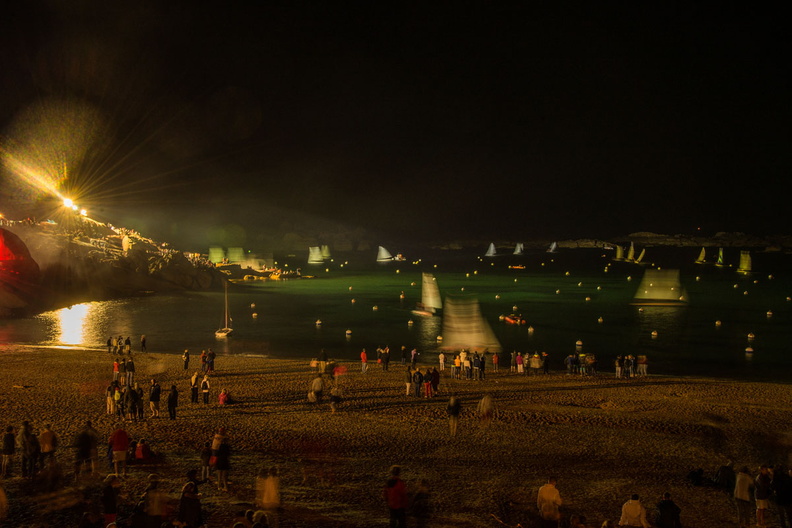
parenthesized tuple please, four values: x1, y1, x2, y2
(410, 348, 419, 369)
(510, 350, 517, 373)
(318, 349, 328, 374)
(492, 352, 499, 372)
(383, 465, 408, 528)
(637, 355, 649, 376)
(360, 348, 368, 373)
(774, 466, 792, 528)
(615, 356, 623, 378)
(404, 367, 413, 397)
(412, 369, 424, 398)
(537, 477, 562, 525)
(190, 372, 200, 403)
(135, 384, 145, 421)
(382, 346, 390, 371)
(619, 494, 650, 528)
(112, 358, 120, 382)
(541, 352, 550, 374)
(108, 424, 129, 477)
(125, 357, 136, 386)
(106, 337, 113, 354)
(140, 334, 147, 352)
(423, 368, 433, 398)
(148, 379, 161, 418)
(101, 474, 123, 527)
(215, 437, 231, 491)
(206, 349, 216, 374)
(1, 427, 14, 478)
(411, 479, 431, 528)
(182, 349, 190, 371)
(431, 367, 440, 395)
(756, 465, 772, 528)
(177, 480, 203, 528)
(438, 351, 445, 371)
(200, 442, 212, 481)
(400, 345, 409, 364)
(38, 424, 58, 466)
(654, 492, 682, 528)
(167, 385, 179, 420)
(201, 375, 211, 404)
(73, 421, 98, 483)
(200, 350, 208, 373)
(123, 336, 131, 354)
(447, 395, 461, 437)
(516, 352, 524, 374)
(715, 459, 736, 491)
(17, 421, 38, 478)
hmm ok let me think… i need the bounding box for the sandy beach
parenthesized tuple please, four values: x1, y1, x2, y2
(1, 346, 790, 527)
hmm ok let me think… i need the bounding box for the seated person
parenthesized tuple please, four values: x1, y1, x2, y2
(218, 388, 234, 405)
(135, 438, 154, 462)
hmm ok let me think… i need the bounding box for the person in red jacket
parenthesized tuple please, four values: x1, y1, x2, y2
(108, 425, 129, 476)
(383, 465, 408, 528)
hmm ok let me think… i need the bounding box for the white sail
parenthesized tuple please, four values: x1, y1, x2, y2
(377, 246, 394, 262)
(716, 248, 724, 267)
(321, 245, 331, 259)
(737, 251, 752, 273)
(308, 246, 323, 264)
(513, 243, 524, 255)
(547, 241, 558, 253)
(695, 247, 706, 264)
(614, 245, 624, 261)
(440, 296, 501, 352)
(632, 269, 688, 305)
(635, 248, 645, 264)
(421, 273, 442, 312)
(626, 242, 635, 262)
(484, 243, 496, 257)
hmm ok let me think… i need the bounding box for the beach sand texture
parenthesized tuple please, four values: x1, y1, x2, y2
(1, 348, 789, 527)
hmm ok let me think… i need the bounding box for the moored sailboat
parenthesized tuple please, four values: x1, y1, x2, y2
(377, 246, 394, 262)
(484, 243, 496, 257)
(513, 243, 524, 255)
(695, 247, 706, 264)
(411, 273, 443, 317)
(737, 251, 752, 274)
(215, 280, 233, 338)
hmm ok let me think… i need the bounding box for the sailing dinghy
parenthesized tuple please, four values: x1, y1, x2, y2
(411, 273, 443, 317)
(215, 281, 233, 338)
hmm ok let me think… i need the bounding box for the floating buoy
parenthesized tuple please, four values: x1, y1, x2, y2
(461, 287, 466, 291)
(514, 278, 518, 283)
(436, 335, 443, 342)
(528, 326, 534, 334)
(596, 286, 602, 291)
(768, 274, 774, 280)
(372, 305, 378, 311)
(743, 291, 749, 296)
(555, 289, 561, 294)
(351, 299, 356, 304)
(512, 305, 518, 312)
(252, 313, 258, 318)
(345, 329, 352, 336)
(733, 284, 739, 289)
(400, 291, 405, 299)
(315, 319, 322, 326)
(627, 276, 632, 281)
(408, 320, 414, 326)
(585, 297, 591, 302)
(753, 280, 759, 284)
(715, 320, 722, 327)
(499, 315, 505, 321)
(348, 286, 353, 291)
(466, 273, 470, 278)
(325, 268, 330, 273)
(695, 276, 701, 282)
(411, 282, 416, 286)
(396, 269, 400, 274)
(250, 303, 256, 308)
(745, 347, 754, 360)
(434, 264, 438, 268)
(565, 271, 570, 276)
(597, 317, 604, 324)
(575, 340, 583, 348)
(577, 282, 583, 287)
(603, 267, 609, 272)
(767, 310, 773, 318)
(495, 294, 501, 299)
(638, 307, 644, 313)
(651, 331, 658, 338)
(747, 333, 755, 341)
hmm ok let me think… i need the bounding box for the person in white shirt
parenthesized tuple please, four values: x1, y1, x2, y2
(537, 477, 562, 522)
(619, 494, 650, 528)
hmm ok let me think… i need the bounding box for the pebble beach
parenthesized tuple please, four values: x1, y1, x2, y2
(1, 346, 790, 527)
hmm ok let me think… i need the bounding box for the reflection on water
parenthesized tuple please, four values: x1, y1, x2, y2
(54, 303, 91, 345)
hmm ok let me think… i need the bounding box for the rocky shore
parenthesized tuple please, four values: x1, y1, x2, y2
(1, 347, 790, 527)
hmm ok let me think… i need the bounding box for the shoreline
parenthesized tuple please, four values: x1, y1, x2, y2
(2, 347, 791, 527)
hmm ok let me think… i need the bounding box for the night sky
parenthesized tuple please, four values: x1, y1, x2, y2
(1, 2, 789, 250)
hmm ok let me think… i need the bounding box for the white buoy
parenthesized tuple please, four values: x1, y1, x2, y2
(345, 329, 352, 336)
(585, 297, 591, 302)
(315, 319, 322, 326)
(461, 287, 465, 291)
(577, 281, 582, 287)
(512, 305, 518, 312)
(514, 278, 518, 283)
(565, 271, 570, 276)
(250, 303, 256, 308)
(597, 317, 604, 324)
(495, 294, 500, 299)
(575, 340, 583, 348)
(474, 270, 478, 275)
(499, 315, 505, 321)
(325, 268, 330, 273)
(715, 320, 722, 327)
(745, 347, 754, 360)
(411, 282, 416, 286)
(396, 269, 400, 274)
(747, 333, 755, 341)
(408, 320, 414, 326)
(436, 335, 443, 342)
(695, 276, 701, 282)
(555, 289, 561, 294)
(528, 326, 534, 334)
(351, 299, 356, 304)
(744, 291, 749, 296)
(627, 276, 632, 281)
(651, 331, 658, 338)
(252, 312, 258, 318)
(596, 286, 602, 290)
(349, 286, 353, 291)
(372, 305, 378, 311)
(767, 310, 773, 318)
(400, 291, 405, 299)
(466, 273, 470, 278)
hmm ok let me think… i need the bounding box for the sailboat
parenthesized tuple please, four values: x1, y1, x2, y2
(613, 245, 624, 261)
(411, 273, 443, 317)
(547, 241, 558, 253)
(513, 243, 524, 255)
(631, 269, 688, 306)
(377, 246, 394, 262)
(694, 247, 706, 264)
(634, 248, 646, 264)
(307, 246, 324, 264)
(737, 251, 752, 273)
(715, 248, 724, 267)
(215, 281, 233, 338)
(440, 295, 501, 352)
(320, 245, 332, 260)
(484, 243, 496, 257)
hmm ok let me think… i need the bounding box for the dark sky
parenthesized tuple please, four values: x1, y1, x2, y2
(1, 2, 789, 250)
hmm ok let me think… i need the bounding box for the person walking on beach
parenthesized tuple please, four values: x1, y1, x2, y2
(182, 349, 190, 371)
(619, 494, 650, 528)
(190, 372, 200, 403)
(756, 465, 772, 528)
(383, 465, 408, 528)
(201, 375, 211, 404)
(1, 426, 14, 478)
(149, 379, 161, 418)
(167, 385, 179, 420)
(360, 348, 368, 373)
(73, 421, 98, 482)
(734, 466, 753, 528)
(206, 349, 216, 374)
(537, 477, 562, 525)
(447, 395, 461, 437)
(108, 424, 129, 477)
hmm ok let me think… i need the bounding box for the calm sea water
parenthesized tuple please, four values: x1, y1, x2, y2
(1, 247, 791, 382)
